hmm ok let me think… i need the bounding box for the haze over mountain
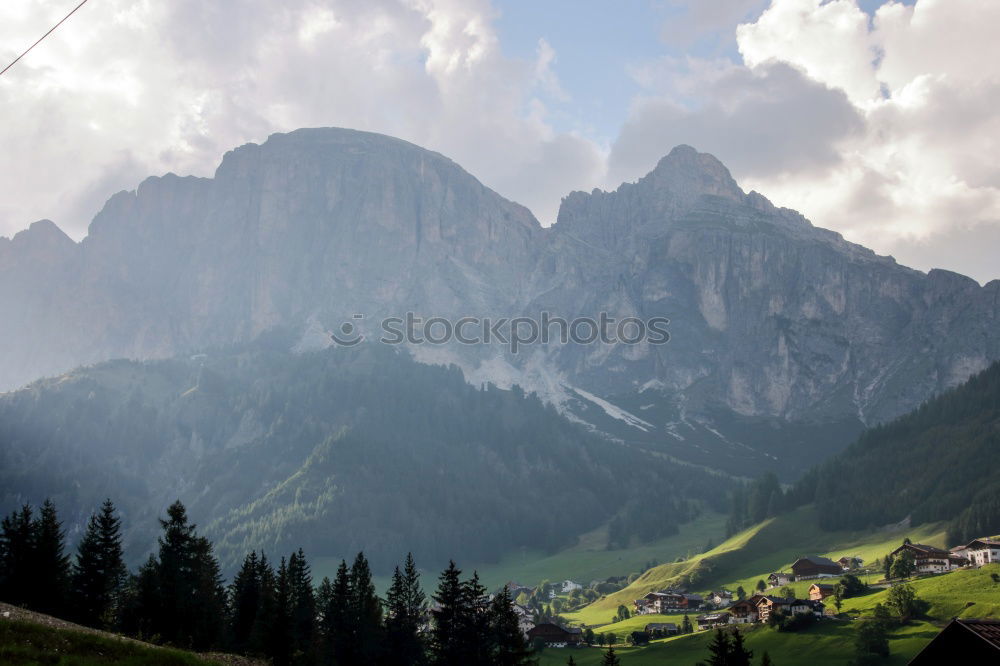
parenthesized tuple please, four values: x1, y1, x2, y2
(1, 128, 998, 480)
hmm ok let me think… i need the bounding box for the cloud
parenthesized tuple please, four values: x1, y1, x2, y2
(0, 0, 604, 237)
(727, 0, 1000, 283)
(607, 58, 863, 186)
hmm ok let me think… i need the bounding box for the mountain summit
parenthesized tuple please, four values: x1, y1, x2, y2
(1, 128, 997, 477)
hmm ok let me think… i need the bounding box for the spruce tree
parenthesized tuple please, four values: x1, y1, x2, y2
(601, 645, 621, 666)
(703, 628, 732, 665)
(229, 551, 263, 654)
(385, 553, 427, 665)
(487, 586, 534, 666)
(287, 548, 316, 664)
(270, 557, 293, 666)
(0, 505, 36, 607)
(730, 629, 753, 666)
(430, 560, 465, 666)
(461, 571, 491, 664)
(71, 499, 126, 628)
(250, 554, 277, 657)
(350, 552, 384, 664)
(33, 499, 71, 616)
(319, 559, 353, 665)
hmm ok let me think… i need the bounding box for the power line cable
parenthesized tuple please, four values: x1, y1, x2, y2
(0, 0, 91, 78)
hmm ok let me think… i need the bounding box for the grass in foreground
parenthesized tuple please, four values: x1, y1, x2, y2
(0, 618, 216, 666)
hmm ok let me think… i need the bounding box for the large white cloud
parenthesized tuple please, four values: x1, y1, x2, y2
(0, 0, 604, 237)
(732, 0, 1000, 283)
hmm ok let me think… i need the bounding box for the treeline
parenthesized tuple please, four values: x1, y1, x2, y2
(723, 361, 1000, 543)
(792, 360, 1000, 541)
(0, 498, 535, 665)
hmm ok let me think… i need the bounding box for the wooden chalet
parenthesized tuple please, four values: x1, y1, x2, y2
(696, 613, 730, 630)
(960, 538, 1000, 567)
(768, 572, 793, 587)
(890, 543, 958, 574)
(728, 596, 762, 624)
(526, 622, 582, 646)
(790, 556, 842, 579)
(909, 618, 1000, 664)
(809, 583, 835, 601)
(644, 622, 678, 637)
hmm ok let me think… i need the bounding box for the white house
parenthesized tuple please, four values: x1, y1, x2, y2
(962, 538, 1000, 567)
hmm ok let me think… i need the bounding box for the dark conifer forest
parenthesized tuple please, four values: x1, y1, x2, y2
(0, 340, 727, 574)
(0, 497, 537, 665)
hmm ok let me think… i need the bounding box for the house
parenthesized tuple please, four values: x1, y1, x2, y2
(790, 556, 843, 579)
(633, 590, 701, 614)
(697, 613, 730, 630)
(890, 543, 957, 574)
(768, 572, 793, 587)
(961, 538, 1000, 567)
(560, 580, 583, 594)
(504, 581, 534, 598)
(809, 583, 835, 601)
(909, 618, 1000, 664)
(708, 590, 734, 607)
(755, 596, 813, 622)
(526, 623, 583, 646)
(837, 556, 862, 570)
(644, 622, 678, 637)
(728, 596, 762, 624)
(803, 599, 827, 617)
(513, 604, 535, 637)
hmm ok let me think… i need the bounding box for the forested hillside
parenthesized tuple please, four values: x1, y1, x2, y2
(798, 360, 1000, 542)
(0, 336, 725, 572)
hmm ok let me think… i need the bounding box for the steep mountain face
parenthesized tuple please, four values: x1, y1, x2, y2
(1, 129, 998, 479)
(0, 342, 721, 572)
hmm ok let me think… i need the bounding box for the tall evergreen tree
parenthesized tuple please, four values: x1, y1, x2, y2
(350, 552, 384, 664)
(0, 505, 36, 607)
(487, 586, 534, 666)
(269, 557, 294, 666)
(287, 548, 317, 664)
(601, 645, 621, 666)
(318, 559, 353, 665)
(33, 499, 71, 616)
(385, 553, 427, 665)
(71, 499, 126, 628)
(730, 629, 754, 666)
(250, 554, 278, 657)
(229, 551, 263, 654)
(701, 628, 732, 666)
(430, 560, 466, 666)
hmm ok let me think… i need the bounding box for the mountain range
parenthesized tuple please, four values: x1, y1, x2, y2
(2, 127, 997, 479)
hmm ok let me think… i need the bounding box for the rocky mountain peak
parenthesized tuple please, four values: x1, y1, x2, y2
(644, 144, 745, 204)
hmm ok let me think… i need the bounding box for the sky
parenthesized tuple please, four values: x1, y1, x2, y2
(0, 0, 997, 283)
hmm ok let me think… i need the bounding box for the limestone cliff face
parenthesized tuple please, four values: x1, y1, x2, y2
(1, 130, 997, 476)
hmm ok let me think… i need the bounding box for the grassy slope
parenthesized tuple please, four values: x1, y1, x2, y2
(0, 619, 218, 666)
(311, 511, 727, 594)
(567, 505, 945, 626)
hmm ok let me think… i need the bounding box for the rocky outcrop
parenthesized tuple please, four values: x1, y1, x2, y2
(1, 128, 997, 477)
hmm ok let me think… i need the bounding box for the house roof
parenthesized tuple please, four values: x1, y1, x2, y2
(960, 619, 1000, 648)
(893, 543, 949, 556)
(792, 556, 840, 568)
(909, 617, 1000, 663)
(965, 538, 1000, 549)
(810, 583, 835, 590)
(645, 622, 678, 630)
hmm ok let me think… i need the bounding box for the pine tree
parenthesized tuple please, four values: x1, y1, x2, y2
(567, 657, 577, 666)
(761, 652, 774, 666)
(350, 552, 384, 664)
(461, 571, 491, 664)
(287, 549, 316, 664)
(318, 559, 352, 665)
(703, 628, 732, 665)
(487, 586, 534, 666)
(71, 499, 126, 628)
(270, 557, 293, 666)
(120, 554, 160, 640)
(601, 645, 621, 666)
(730, 629, 754, 666)
(385, 553, 426, 665)
(229, 551, 263, 654)
(0, 505, 36, 607)
(430, 560, 466, 666)
(33, 499, 71, 616)
(250, 555, 277, 657)
(682, 613, 693, 634)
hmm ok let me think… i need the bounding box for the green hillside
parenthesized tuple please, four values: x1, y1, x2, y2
(566, 505, 946, 626)
(802, 360, 1000, 542)
(551, 564, 1000, 665)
